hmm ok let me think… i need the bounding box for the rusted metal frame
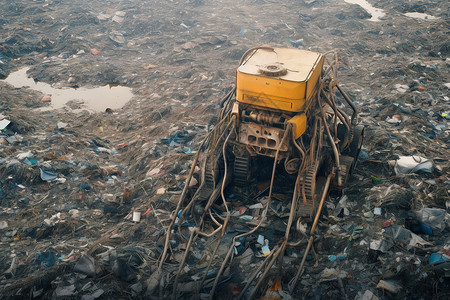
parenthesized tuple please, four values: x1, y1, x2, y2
(336, 107, 352, 150)
(177, 113, 229, 230)
(320, 84, 340, 142)
(178, 117, 233, 238)
(300, 113, 319, 205)
(321, 90, 351, 151)
(237, 244, 279, 300)
(172, 124, 236, 299)
(160, 116, 233, 280)
(272, 147, 305, 287)
(336, 84, 358, 125)
(172, 230, 197, 300)
(158, 124, 215, 271)
(286, 139, 306, 246)
(219, 87, 236, 112)
(238, 46, 275, 66)
(180, 120, 232, 234)
(308, 118, 319, 163)
(316, 118, 323, 163)
(208, 124, 293, 299)
(319, 96, 342, 186)
(248, 241, 287, 300)
(288, 171, 333, 294)
(321, 51, 338, 80)
(196, 124, 235, 295)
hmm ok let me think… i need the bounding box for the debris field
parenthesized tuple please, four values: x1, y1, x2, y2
(0, 0, 449, 299)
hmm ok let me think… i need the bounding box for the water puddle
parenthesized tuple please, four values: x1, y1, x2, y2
(404, 12, 439, 20)
(344, 0, 386, 21)
(2, 67, 133, 112)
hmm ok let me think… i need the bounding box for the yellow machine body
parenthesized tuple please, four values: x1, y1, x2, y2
(288, 113, 307, 139)
(236, 48, 324, 113)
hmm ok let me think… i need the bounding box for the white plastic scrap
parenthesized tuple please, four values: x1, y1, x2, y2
(414, 208, 449, 232)
(394, 84, 409, 93)
(0, 221, 8, 229)
(0, 118, 11, 130)
(377, 280, 401, 294)
(333, 195, 350, 216)
(320, 267, 348, 282)
(391, 155, 433, 175)
(16, 151, 33, 160)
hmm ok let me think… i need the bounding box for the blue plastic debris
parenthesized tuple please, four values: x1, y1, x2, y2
(18, 198, 29, 206)
(95, 147, 116, 154)
(337, 253, 348, 260)
(23, 158, 38, 165)
(429, 252, 450, 265)
(80, 182, 92, 190)
(182, 147, 191, 154)
(40, 168, 57, 181)
(410, 222, 433, 236)
(40, 251, 56, 268)
(161, 133, 188, 145)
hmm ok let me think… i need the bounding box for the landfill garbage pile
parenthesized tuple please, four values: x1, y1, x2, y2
(0, 0, 449, 299)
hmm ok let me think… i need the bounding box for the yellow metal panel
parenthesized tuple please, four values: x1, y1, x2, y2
(238, 48, 322, 82)
(236, 72, 307, 112)
(288, 113, 307, 139)
(236, 47, 323, 113)
(306, 56, 324, 100)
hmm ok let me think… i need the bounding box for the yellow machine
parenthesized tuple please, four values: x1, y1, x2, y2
(157, 46, 365, 299)
(189, 46, 364, 219)
(234, 47, 322, 157)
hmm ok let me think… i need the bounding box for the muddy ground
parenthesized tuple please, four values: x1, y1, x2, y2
(0, 0, 449, 299)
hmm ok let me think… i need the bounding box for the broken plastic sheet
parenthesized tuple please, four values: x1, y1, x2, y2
(383, 225, 431, 248)
(74, 255, 102, 277)
(0, 118, 11, 131)
(369, 239, 393, 253)
(391, 155, 433, 175)
(320, 267, 348, 282)
(366, 184, 413, 210)
(413, 208, 449, 232)
(40, 168, 58, 181)
(429, 250, 450, 265)
(333, 195, 350, 217)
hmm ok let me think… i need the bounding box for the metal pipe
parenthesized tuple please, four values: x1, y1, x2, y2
(159, 130, 210, 270)
(288, 171, 333, 293)
(178, 114, 232, 236)
(318, 96, 341, 187)
(237, 245, 278, 300)
(172, 230, 196, 299)
(248, 241, 287, 300)
(336, 84, 358, 125)
(198, 121, 234, 291)
(209, 124, 292, 299)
